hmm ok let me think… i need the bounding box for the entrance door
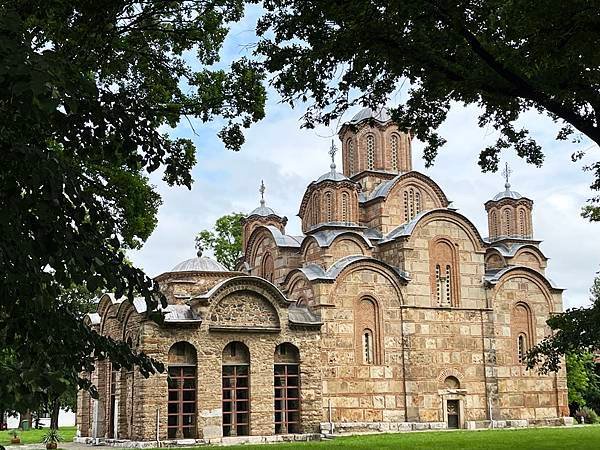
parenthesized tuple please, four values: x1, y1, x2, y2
(447, 400, 460, 429)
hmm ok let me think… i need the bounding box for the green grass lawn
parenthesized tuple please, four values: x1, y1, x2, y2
(214, 425, 600, 450)
(0, 426, 76, 445)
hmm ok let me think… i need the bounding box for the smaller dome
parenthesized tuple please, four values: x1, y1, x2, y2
(171, 255, 228, 272)
(349, 106, 391, 124)
(249, 205, 278, 217)
(493, 186, 523, 201)
(316, 171, 349, 183)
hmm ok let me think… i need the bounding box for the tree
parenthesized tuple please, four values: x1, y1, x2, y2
(196, 213, 244, 270)
(254, 0, 600, 218)
(527, 276, 600, 374)
(0, 1, 265, 410)
(566, 352, 600, 414)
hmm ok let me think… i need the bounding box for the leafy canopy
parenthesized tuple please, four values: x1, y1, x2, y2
(0, 0, 265, 408)
(254, 0, 600, 217)
(196, 213, 244, 270)
(528, 276, 600, 373)
(566, 352, 600, 410)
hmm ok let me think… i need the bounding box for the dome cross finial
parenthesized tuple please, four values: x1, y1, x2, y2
(329, 139, 338, 173)
(259, 180, 266, 207)
(501, 162, 513, 190)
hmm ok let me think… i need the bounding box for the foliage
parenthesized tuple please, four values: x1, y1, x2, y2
(254, 0, 600, 218)
(527, 276, 600, 373)
(196, 213, 244, 270)
(0, 426, 75, 446)
(41, 429, 62, 444)
(0, 1, 265, 413)
(8, 430, 17, 439)
(575, 406, 599, 424)
(566, 352, 600, 410)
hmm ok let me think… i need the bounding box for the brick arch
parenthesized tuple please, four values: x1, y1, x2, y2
(429, 236, 461, 307)
(245, 226, 278, 271)
(485, 249, 506, 269)
(285, 271, 316, 308)
(436, 368, 465, 384)
(354, 295, 383, 365)
(209, 289, 281, 331)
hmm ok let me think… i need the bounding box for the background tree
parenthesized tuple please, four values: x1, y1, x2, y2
(0, 0, 265, 412)
(528, 276, 600, 373)
(566, 352, 600, 415)
(254, 0, 600, 219)
(196, 213, 244, 270)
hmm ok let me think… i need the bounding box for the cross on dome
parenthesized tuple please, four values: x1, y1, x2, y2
(259, 180, 266, 207)
(502, 162, 513, 190)
(329, 139, 338, 173)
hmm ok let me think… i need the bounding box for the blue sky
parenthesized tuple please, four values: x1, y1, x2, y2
(128, 7, 600, 310)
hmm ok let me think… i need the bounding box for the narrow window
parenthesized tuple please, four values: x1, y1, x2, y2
(341, 192, 350, 223)
(167, 342, 197, 439)
(517, 335, 526, 364)
(415, 191, 421, 215)
(491, 211, 498, 237)
(261, 253, 274, 283)
(274, 344, 301, 434)
(109, 367, 118, 438)
(504, 209, 511, 236)
(445, 265, 452, 306)
(347, 139, 355, 174)
(403, 191, 409, 222)
(366, 135, 375, 170)
(363, 329, 374, 364)
(519, 210, 527, 236)
(390, 135, 399, 171)
(222, 342, 250, 437)
(325, 192, 333, 222)
(435, 264, 442, 305)
(409, 188, 415, 219)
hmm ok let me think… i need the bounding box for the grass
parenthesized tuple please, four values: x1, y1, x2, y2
(201, 425, 600, 450)
(0, 426, 76, 445)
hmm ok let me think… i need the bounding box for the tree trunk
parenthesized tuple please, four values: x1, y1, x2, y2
(50, 400, 60, 430)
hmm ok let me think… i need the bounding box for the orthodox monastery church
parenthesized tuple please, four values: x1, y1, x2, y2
(77, 108, 570, 444)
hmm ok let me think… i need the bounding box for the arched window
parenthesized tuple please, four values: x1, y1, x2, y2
(354, 297, 381, 365)
(415, 191, 421, 215)
(347, 138, 355, 174)
(491, 211, 498, 237)
(311, 193, 319, 226)
(168, 342, 197, 439)
(504, 209, 512, 236)
(404, 187, 421, 222)
(324, 191, 333, 222)
(430, 238, 460, 307)
(512, 303, 533, 365)
(261, 252, 274, 283)
(222, 342, 250, 437)
(403, 191, 409, 222)
(108, 365, 118, 438)
(390, 134, 399, 172)
(409, 188, 415, 219)
(366, 134, 375, 170)
(519, 209, 529, 237)
(274, 343, 301, 434)
(341, 192, 350, 223)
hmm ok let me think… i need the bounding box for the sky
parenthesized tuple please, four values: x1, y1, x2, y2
(128, 7, 600, 310)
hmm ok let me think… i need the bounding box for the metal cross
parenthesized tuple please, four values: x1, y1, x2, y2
(259, 180, 266, 206)
(329, 140, 338, 165)
(501, 162, 512, 188)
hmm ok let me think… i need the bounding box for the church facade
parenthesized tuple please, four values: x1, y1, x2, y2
(76, 108, 569, 444)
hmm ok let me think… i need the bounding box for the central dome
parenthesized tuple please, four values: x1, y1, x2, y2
(171, 253, 227, 272)
(349, 106, 391, 124)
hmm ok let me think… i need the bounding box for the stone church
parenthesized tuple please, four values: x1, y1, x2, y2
(76, 107, 570, 444)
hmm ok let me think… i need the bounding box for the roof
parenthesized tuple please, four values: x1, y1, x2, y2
(249, 205, 278, 217)
(170, 255, 228, 272)
(493, 188, 523, 201)
(163, 304, 201, 323)
(484, 266, 563, 290)
(296, 255, 410, 282)
(287, 304, 322, 326)
(488, 242, 546, 259)
(349, 107, 391, 124)
(306, 228, 374, 249)
(316, 170, 349, 183)
(265, 225, 304, 248)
